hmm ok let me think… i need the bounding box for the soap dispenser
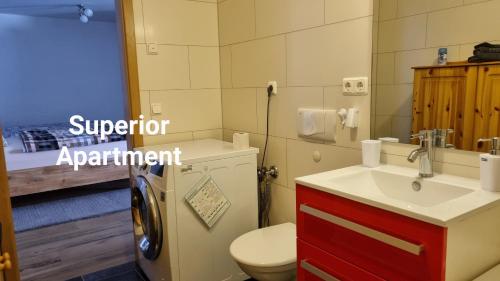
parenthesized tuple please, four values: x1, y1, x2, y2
(478, 138, 500, 192)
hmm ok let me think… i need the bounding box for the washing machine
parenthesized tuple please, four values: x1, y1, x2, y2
(132, 139, 259, 281)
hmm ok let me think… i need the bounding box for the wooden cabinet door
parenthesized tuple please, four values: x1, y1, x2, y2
(412, 67, 478, 150)
(473, 65, 500, 151)
(0, 130, 20, 281)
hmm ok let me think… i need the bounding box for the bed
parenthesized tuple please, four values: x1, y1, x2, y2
(3, 124, 130, 197)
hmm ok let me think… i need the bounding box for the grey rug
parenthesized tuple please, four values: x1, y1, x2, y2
(13, 188, 131, 233)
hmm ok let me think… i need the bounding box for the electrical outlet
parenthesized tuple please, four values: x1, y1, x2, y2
(342, 78, 355, 93)
(343, 77, 368, 95)
(354, 77, 368, 94)
(267, 81, 278, 95)
(147, 43, 158, 55)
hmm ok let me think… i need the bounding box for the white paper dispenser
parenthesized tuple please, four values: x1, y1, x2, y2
(297, 108, 337, 141)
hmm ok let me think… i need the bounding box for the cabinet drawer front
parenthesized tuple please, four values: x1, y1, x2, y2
(298, 239, 385, 281)
(296, 185, 447, 281)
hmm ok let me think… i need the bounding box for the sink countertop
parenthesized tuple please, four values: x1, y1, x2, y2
(295, 165, 500, 226)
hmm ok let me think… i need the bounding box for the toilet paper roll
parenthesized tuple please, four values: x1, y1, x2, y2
(233, 132, 250, 149)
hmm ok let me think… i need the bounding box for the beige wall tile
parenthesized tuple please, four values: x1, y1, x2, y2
(378, 14, 427, 52)
(143, 132, 194, 146)
(231, 36, 286, 88)
(222, 88, 258, 132)
(427, 0, 464, 11)
(133, 0, 145, 44)
(149, 89, 222, 133)
(136, 44, 190, 90)
(193, 129, 223, 140)
(287, 139, 362, 189)
(255, 0, 324, 37)
(379, 0, 397, 20)
(324, 86, 371, 149)
(269, 184, 297, 224)
(219, 46, 232, 88)
(376, 53, 395, 84)
(140, 91, 151, 120)
(142, 0, 218, 46)
(188, 46, 221, 89)
(427, 1, 500, 47)
(375, 84, 413, 116)
(249, 134, 288, 187)
(218, 0, 255, 45)
(397, 0, 427, 17)
(391, 116, 412, 143)
(394, 48, 435, 83)
(325, 0, 373, 24)
(287, 16, 372, 86)
(374, 115, 392, 139)
(257, 87, 324, 139)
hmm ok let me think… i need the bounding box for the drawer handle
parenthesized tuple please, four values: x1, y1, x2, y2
(301, 260, 340, 281)
(300, 204, 424, 256)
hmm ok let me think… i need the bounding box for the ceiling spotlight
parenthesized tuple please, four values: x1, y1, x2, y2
(80, 14, 88, 23)
(78, 4, 93, 23)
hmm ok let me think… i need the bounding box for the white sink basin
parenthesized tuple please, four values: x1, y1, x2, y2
(296, 165, 500, 226)
(330, 169, 473, 207)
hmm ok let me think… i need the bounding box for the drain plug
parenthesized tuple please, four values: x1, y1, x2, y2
(412, 181, 422, 192)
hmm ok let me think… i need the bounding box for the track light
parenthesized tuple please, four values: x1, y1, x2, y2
(78, 4, 93, 23)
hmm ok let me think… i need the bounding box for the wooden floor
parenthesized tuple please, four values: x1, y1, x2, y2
(15, 211, 135, 281)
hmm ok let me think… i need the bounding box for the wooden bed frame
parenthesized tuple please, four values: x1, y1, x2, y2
(8, 162, 129, 197)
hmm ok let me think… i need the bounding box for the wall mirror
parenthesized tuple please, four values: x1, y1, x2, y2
(371, 0, 500, 152)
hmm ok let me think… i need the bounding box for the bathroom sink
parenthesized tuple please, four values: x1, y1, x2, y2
(329, 169, 473, 207)
(296, 165, 500, 226)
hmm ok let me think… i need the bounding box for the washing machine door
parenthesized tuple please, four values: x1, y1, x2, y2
(132, 175, 163, 260)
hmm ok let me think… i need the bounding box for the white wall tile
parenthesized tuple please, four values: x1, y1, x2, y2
(222, 88, 258, 132)
(374, 115, 392, 138)
(149, 89, 222, 133)
(394, 48, 435, 83)
(397, 0, 427, 17)
(255, 0, 324, 37)
(142, 0, 218, 46)
(218, 0, 255, 45)
(325, 0, 373, 24)
(136, 44, 190, 90)
(287, 16, 372, 86)
(189, 46, 221, 89)
(231, 36, 286, 88)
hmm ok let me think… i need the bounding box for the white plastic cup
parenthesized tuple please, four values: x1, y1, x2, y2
(361, 140, 381, 168)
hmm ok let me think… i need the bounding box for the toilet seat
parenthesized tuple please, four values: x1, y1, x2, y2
(230, 223, 296, 268)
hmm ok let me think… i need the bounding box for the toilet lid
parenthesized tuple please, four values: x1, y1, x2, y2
(230, 223, 296, 268)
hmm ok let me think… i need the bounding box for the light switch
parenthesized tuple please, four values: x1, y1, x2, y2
(147, 43, 158, 55)
(151, 103, 162, 114)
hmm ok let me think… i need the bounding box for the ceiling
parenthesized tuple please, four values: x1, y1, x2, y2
(0, 0, 116, 22)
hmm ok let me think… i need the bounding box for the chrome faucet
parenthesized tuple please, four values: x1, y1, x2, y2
(408, 130, 434, 178)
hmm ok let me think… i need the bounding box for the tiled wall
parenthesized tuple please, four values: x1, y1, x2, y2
(218, 0, 374, 224)
(133, 0, 222, 145)
(372, 0, 500, 142)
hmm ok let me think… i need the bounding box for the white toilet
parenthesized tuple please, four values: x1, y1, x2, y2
(230, 223, 297, 281)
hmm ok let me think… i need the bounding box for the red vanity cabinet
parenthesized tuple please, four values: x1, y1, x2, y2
(296, 184, 448, 281)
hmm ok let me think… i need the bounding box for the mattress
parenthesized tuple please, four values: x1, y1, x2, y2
(4, 136, 128, 172)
